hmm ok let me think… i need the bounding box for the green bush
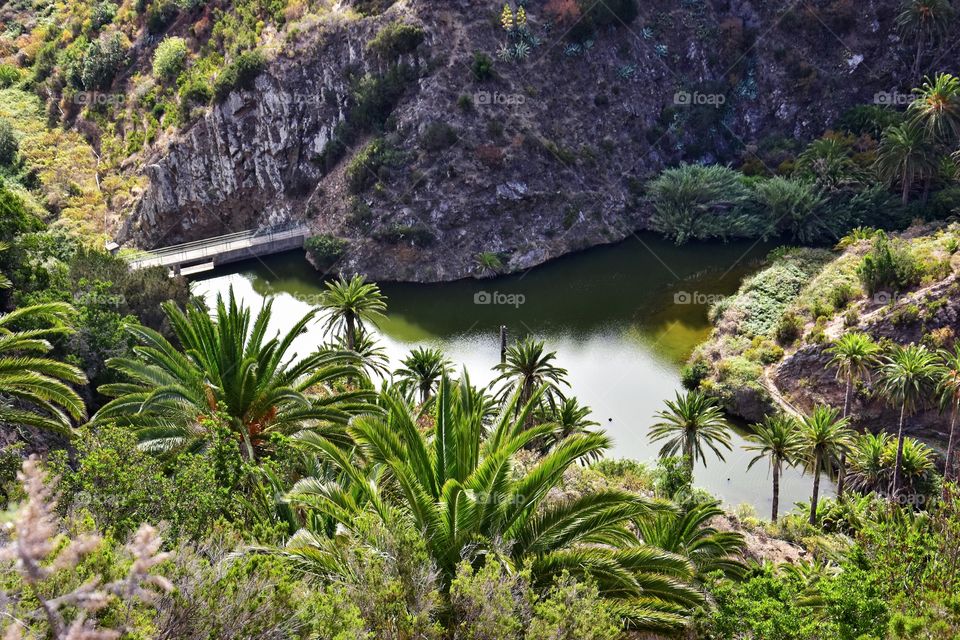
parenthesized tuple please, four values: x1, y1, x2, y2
(153, 36, 188, 79)
(0, 119, 18, 167)
(471, 51, 494, 81)
(213, 49, 266, 102)
(346, 137, 401, 193)
(179, 76, 212, 107)
(367, 22, 425, 60)
(856, 231, 920, 297)
(0, 63, 21, 88)
(680, 359, 710, 390)
(81, 32, 128, 90)
(304, 234, 347, 268)
(776, 311, 804, 345)
(749, 177, 826, 243)
(419, 121, 458, 151)
(647, 164, 749, 244)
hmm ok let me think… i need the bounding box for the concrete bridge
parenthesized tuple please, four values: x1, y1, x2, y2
(126, 225, 309, 276)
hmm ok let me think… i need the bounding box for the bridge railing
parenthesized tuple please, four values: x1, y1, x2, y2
(127, 225, 309, 267)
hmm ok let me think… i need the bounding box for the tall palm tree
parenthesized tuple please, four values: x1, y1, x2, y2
(847, 432, 894, 495)
(883, 435, 936, 499)
(635, 499, 746, 580)
(394, 346, 450, 404)
(319, 275, 387, 352)
(321, 328, 389, 380)
(535, 396, 602, 454)
(896, 0, 955, 79)
(825, 332, 880, 497)
(938, 345, 960, 485)
(876, 120, 941, 204)
(94, 288, 371, 459)
(910, 73, 960, 143)
(878, 344, 942, 497)
(0, 302, 86, 435)
(492, 337, 568, 411)
(284, 376, 704, 632)
(650, 391, 732, 475)
(744, 414, 802, 521)
(798, 405, 853, 525)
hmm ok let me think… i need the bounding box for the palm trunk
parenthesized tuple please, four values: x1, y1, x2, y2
(837, 376, 853, 499)
(892, 402, 907, 498)
(809, 452, 821, 525)
(912, 30, 924, 80)
(944, 402, 959, 492)
(772, 458, 781, 522)
(421, 382, 431, 405)
(345, 313, 356, 351)
(901, 177, 911, 205)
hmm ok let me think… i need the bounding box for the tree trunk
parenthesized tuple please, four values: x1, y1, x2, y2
(772, 458, 781, 522)
(912, 30, 924, 80)
(837, 376, 853, 499)
(944, 402, 959, 494)
(345, 313, 356, 351)
(902, 177, 911, 205)
(892, 402, 907, 498)
(810, 452, 821, 525)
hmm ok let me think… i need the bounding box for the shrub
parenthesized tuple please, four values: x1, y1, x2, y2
(179, 76, 212, 107)
(351, 0, 396, 15)
(420, 121, 458, 151)
(153, 36, 188, 79)
(367, 22, 425, 60)
(305, 234, 347, 268)
(471, 51, 494, 81)
(346, 137, 401, 193)
(647, 164, 749, 244)
(0, 63, 20, 88)
(213, 49, 266, 101)
(857, 231, 920, 297)
(680, 359, 710, 390)
(0, 119, 18, 167)
(373, 223, 435, 247)
(749, 177, 826, 243)
(81, 32, 128, 90)
(776, 311, 804, 345)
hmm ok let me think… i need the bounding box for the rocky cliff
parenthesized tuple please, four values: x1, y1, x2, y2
(123, 0, 927, 281)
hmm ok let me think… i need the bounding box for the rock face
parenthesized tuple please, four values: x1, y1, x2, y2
(123, 0, 923, 282)
(772, 276, 960, 448)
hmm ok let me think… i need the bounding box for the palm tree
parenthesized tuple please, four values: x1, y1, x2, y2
(535, 396, 602, 453)
(94, 288, 371, 459)
(284, 376, 704, 632)
(825, 332, 880, 497)
(909, 73, 960, 143)
(650, 391, 732, 475)
(798, 405, 853, 525)
(744, 414, 802, 521)
(848, 432, 894, 495)
(0, 302, 86, 435)
(321, 328, 389, 380)
(635, 499, 746, 580)
(319, 275, 387, 352)
(938, 345, 960, 485)
(896, 1, 955, 79)
(884, 436, 936, 499)
(876, 120, 941, 204)
(878, 344, 942, 497)
(492, 337, 568, 411)
(394, 346, 450, 404)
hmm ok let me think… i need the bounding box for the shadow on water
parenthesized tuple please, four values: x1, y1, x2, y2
(194, 233, 830, 515)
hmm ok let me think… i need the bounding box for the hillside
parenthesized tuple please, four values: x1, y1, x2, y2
(0, 0, 948, 279)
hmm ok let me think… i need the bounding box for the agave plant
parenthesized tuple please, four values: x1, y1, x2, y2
(283, 375, 705, 632)
(94, 288, 372, 459)
(0, 302, 87, 435)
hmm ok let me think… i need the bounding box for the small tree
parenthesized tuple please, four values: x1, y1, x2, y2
(152, 36, 188, 80)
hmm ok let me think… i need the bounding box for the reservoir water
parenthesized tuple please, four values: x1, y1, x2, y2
(193, 233, 832, 516)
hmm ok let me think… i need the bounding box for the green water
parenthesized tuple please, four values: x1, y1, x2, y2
(193, 233, 829, 515)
